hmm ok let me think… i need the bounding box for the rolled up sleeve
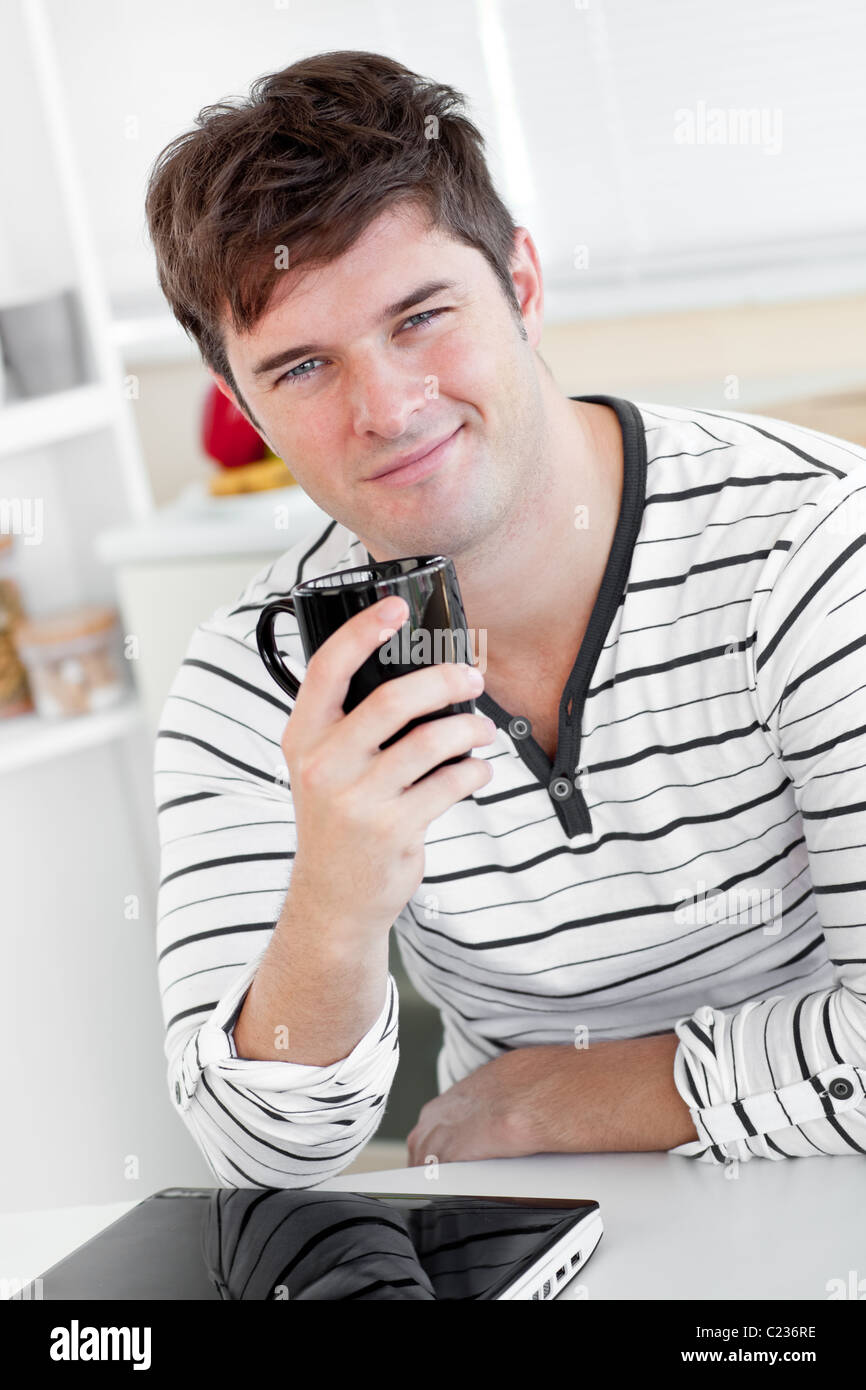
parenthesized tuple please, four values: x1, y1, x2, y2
(168, 947, 400, 1187)
(669, 467, 866, 1164)
(155, 605, 401, 1188)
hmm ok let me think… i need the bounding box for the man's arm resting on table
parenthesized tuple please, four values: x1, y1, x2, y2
(511, 1034, 700, 1150)
(517, 1033, 700, 1153)
(406, 1032, 698, 1165)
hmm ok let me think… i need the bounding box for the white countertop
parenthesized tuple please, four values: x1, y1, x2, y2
(4, 1150, 864, 1300)
(322, 1151, 866, 1300)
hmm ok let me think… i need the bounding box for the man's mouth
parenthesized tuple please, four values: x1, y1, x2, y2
(365, 426, 463, 486)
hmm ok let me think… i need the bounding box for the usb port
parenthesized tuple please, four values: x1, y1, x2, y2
(571, 1252, 581, 1267)
(556, 1265, 566, 1280)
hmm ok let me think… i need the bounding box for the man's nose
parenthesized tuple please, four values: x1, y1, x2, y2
(347, 350, 430, 439)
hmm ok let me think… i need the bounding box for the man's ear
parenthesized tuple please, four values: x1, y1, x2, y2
(508, 225, 543, 349)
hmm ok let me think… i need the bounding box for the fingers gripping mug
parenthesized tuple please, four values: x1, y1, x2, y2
(256, 554, 478, 779)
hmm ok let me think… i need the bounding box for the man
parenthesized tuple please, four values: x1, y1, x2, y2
(149, 51, 866, 1188)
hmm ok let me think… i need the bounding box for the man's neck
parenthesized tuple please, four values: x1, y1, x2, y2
(456, 393, 624, 680)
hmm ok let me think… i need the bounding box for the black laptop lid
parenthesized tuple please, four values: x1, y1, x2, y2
(27, 1188, 599, 1301)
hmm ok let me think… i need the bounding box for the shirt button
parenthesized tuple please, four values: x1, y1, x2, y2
(828, 1076, 854, 1100)
(549, 776, 573, 801)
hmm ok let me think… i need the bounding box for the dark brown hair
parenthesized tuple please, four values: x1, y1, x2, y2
(144, 49, 525, 421)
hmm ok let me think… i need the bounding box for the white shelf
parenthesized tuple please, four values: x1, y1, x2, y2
(95, 479, 331, 564)
(0, 691, 144, 775)
(110, 313, 199, 365)
(0, 383, 113, 458)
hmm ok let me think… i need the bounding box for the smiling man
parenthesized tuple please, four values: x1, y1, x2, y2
(210, 200, 625, 759)
(149, 51, 866, 1187)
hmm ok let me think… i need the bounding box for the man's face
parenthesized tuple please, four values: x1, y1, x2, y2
(213, 201, 546, 562)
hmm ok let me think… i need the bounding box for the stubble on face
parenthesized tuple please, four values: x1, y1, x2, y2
(359, 339, 552, 577)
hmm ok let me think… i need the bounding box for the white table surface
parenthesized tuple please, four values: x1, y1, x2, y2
(3, 1151, 864, 1300)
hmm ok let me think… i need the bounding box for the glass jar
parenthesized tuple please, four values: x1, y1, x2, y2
(12, 604, 125, 718)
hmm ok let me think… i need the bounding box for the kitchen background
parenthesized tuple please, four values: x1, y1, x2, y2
(1, 0, 864, 1214)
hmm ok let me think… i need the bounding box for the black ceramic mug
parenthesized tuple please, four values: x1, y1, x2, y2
(256, 554, 477, 777)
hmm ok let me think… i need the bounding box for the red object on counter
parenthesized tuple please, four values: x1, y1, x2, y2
(201, 382, 269, 468)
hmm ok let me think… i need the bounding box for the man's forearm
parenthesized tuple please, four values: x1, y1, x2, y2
(232, 887, 390, 1066)
(521, 1032, 700, 1153)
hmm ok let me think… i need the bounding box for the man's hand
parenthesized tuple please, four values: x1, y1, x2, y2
(406, 1047, 547, 1166)
(405, 1034, 700, 1166)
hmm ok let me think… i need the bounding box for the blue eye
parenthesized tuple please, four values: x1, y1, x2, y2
(276, 307, 447, 386)
(402, 308, 445, 330)
(279, 358, 325, 386)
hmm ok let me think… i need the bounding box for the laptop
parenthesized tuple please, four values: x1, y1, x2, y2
(23, 1186, 603, 1301)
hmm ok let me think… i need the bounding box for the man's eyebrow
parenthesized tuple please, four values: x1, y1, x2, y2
(251, 279, 463, 379)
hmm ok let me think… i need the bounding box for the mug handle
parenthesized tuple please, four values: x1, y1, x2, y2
(256, 598, 301, 701)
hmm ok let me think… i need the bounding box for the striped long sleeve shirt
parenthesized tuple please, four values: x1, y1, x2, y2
(154, 393, 866, 1184)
